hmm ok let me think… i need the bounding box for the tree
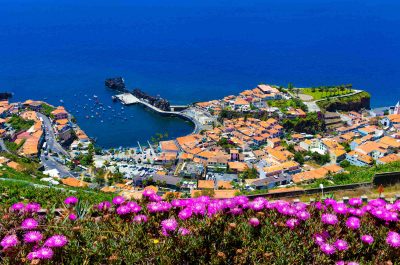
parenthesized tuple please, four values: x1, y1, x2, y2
(240, 167, 258, 179)
(294, 152, 305, 165)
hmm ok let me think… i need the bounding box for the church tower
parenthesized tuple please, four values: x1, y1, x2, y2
(394, 101, 400, 115)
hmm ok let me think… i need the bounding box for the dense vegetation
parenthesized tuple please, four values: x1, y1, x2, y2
(306, 161, 400, 189)
(40, 103, 56, 117)
(317, 91, 371, 112)
(282, 112, 326, 134)
(7, 115, 34, 132)
(0, 189, 399, 264)
(301, 85, 353, 100)
(267, 98, 308, 112)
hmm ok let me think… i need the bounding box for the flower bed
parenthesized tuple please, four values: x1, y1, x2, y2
(0, 191, 399, 264)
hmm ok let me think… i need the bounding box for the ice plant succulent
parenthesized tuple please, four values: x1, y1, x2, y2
(44, 235, 68, 248)
(321, 214, 338, 225)
(112, 196, 125, 205)
(249, 217, 260, 227)
(386, 231, 400, 248)
(64, 196, 79, 205)
(345, 217, 360, 230)
(24, 231, 43, 243)
(361, 235, 374, 245)
(1, 235, 19, 249)
(161, 218, 178, 232)
(21, 218, 39, 230)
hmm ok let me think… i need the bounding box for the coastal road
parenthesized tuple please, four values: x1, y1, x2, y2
(40, 154, 73, 178)
(37, 113, 69, 157)
(0, 139, 10, 153)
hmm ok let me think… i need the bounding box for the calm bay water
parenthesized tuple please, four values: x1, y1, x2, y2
(0, 0, 399, 148)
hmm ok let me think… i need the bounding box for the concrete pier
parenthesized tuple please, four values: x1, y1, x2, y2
(113, 93, 202, 135)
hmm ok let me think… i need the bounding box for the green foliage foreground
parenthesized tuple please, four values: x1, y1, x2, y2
(0, 181, 399, 264)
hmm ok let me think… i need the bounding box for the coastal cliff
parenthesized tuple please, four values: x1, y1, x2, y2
(105, 77, 126, 92)
(317, 91, 371, 112)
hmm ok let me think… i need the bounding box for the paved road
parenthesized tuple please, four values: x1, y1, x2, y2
(0, 139, 10, 153)
(37, 113, 69, 157)
(40, 154, 73, 178)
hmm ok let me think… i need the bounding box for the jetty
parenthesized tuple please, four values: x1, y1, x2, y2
(113, 92, 201, 134)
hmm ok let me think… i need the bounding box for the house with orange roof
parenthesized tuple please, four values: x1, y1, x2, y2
(228, 161, 248, 173)
(377, 153, 400, 165)
(355, 141, 389, 159)
(346, 150, 374, 167)
(23, 100, 43, 111)
(51, 106, 68, 120)
(159, 140, 179, 153)
(61, 177, 89, 188)
(197, 180, 215, 189)
(233, 98, 250, 111)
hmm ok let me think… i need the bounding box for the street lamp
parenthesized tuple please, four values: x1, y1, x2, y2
(319, 184, 324, 198)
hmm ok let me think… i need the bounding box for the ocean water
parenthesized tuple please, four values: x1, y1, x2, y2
(1, 0, 399, 148)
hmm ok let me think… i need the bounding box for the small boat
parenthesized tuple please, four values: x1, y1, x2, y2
(60, 99, 64, 103)
(93, 95, 98, 98)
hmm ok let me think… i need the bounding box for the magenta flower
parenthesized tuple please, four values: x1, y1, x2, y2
(320, 243, 336, 255)
(248, 200, 264, 211)
(336, 261, 345, 265)
(97, 201, 111, 211)
(178, 208, 193, 220)
(36, 247, 54, 259)
(229, 207, 243, 215)
(44, 235, 68, 248)
(64, 196, 78, 205)
(142, 189, 155, 197)
(127, 202, 141, 213)
(69, 213, 77, 221)
(116, 205, 131, 215)
(386, 231, 400, 248)
(1, 235, 19, 249)
(24, 231, 43, 243)
(133, 214, 148, 223)
(11, 202, 25, 212)
(286, 218, 300, 230)
(25, 202, 41, 212)
(361, 235, 374, 245)
(27, 251, 39, 260)
(112, 196, 125, 205)
(334, 239, 349, 251)
(321, 214, 338, 225)
(178, 227, 190, 236)
(345, 217, 360, 230)
(348, 198, 362, 207)
(249, 217, 260, 227)
(21, 218, 39, 230)
(161, 218, 178, 232)
(333, 203, 348, 215)
(314, 232, 329, 246)
(296, 211, 311, 221)
(347, 262, 359, 265)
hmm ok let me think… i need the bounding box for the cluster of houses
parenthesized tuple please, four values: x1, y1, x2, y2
(0, 98, 90, 159)
(195, 84, 288, 115)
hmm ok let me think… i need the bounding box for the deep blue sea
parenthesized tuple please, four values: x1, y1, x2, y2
(1, 0, 399, 148)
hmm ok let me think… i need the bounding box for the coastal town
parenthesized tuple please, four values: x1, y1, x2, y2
(1, 83, 400, 200)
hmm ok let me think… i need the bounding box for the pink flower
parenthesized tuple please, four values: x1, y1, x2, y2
(249, 217, 260, 227)
(21, 218, 39, 230)
(36, 247, 54, 259)
(44, 235, 68, 248)
(320, 243, 336, 255)
(142, 189, 155, 197)
(361, 235, 374, 245)
(27, 251, 39, 260)
(112, 196, 125, 205)
(1, 235, 19, 249)
(178, 227, 190, 236)
(296, 211, 311, 221)
(116, 205, 131, 215)
(345, 217, 360, 230)
(178, 208, 193, 220)
(286, 218, 299, 230)
(321, 214, 338, 225)
(11, 202, 25, 212)
(333, 203, 348, 215)
(161, 218, 178, 232)
(64, 196, 78, 205)
(133, 215, 148, 223)
(97, 201, 111, 211)
(334, 239, 349, 251)
(69, 213, 77, 221)
(386, 231, 400, 248)
(25, 202, 41, 213)
(23, 231, 43, 243)
(348, 198, 362, 207)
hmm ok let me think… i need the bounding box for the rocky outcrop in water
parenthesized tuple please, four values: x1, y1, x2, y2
(0, 92, 12, 101)
(105, 77, 126, 92)
(132, 89, 171, 111)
